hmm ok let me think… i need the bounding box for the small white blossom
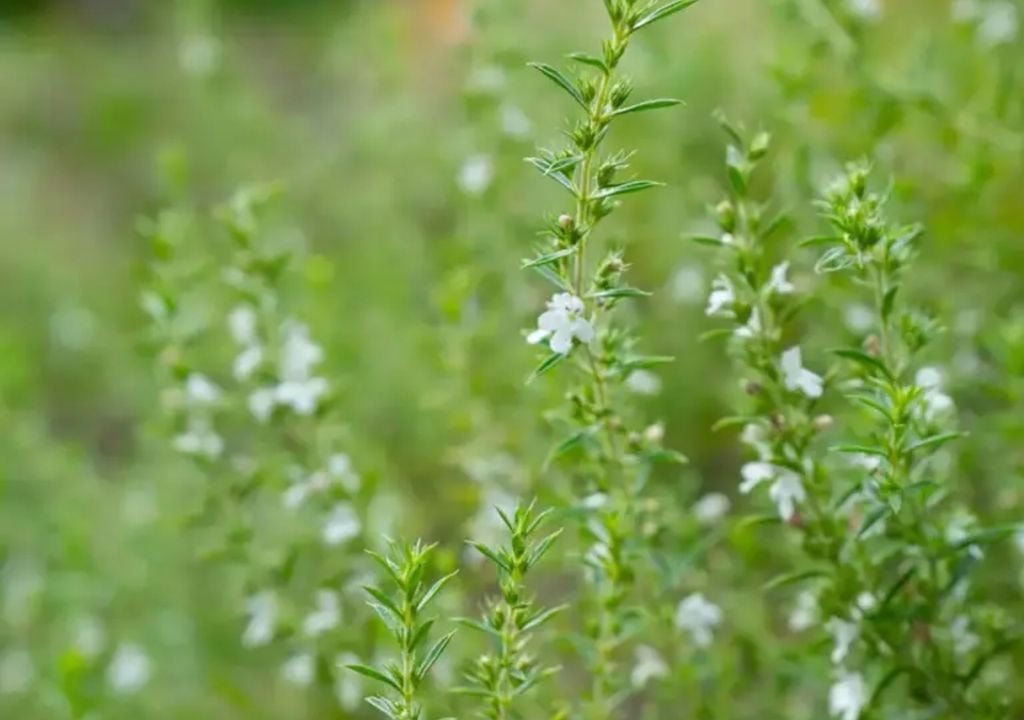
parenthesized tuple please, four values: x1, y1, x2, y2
(626, 369, 662, 396)
(734, 308, 762, 339)
(781, 347, 824, 398)
(173, 418, 224, 459)
(243, 591, 276, 648)
(229, 305, 258, 344)
(457, 154, 494, 195)
(630, 645, 669, 688)
(73, 616, 106, 658)
(978, 1, 1018, 45)
(282, 653, 315, 686)
(670, 264, 705, 304)
(303, 590, 341, 638)
(826, 617, 860, 665)
(788, 590, 819, 632)
(741, 423, 772, 460)
(500, 104, 531, 138)
(527, 293, 594, 355)
(915, 367, 954, 420)
(106, 644, 151, 695)
(178, 33, 221, 76)
(846, 0, 882, 21)
(739, 462, 777, 494)
(855, 592, 876, 615)
(185, 373, 222, 406)
(844, 303, 875, 333)
(323, 503, 361, 546)
(693, 492, 731, 525)
(674, 593, 722, 648)
(248, 388, 277, 423)
(767, 261, 795, 295)
(234, 345, 263, 382)
(769, 471, 807, 521)
(946, 513, 983, 560)
(720, 232, 736, 245)
(705, 274, 735, 317)
(283, 469, 330, 510)
(950, 615, 980, 656)
(829, 671, 867, 720)
(328, 453, 362, 493)
(583, 492, 609, 510)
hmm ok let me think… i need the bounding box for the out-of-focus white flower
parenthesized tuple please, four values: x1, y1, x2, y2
(185, 373, 222, 406)
(467, 65, 505, 93)
(953, 0, 982, 21)
(527, 293, 594, 355)
(720, 232, 736, 245)
(0, 649, 35, 694)
(229, 305, 258, 345)
(846, 0, 882, 21)
(283, 469, 330, 510)
(234, 346, 263, 382)
(826, 617, 860, 665)
(788, 590, 819, 632)
(671, 264, 705, 304)
(323, 503, 361, 546)
(73, 616, 106, 658)
(767, 261, 795, 295)
(950, 615, 980, 656)
(674, 593, 722, 648)
(173, 417, 224, 459)
(734, 308, 762, 339)
(705, 274, 735, 317)
(458, 154, 494, 195)
(500, 104, 531, 138)
(781, 347, 824, 398)
(978, 1, 1018, 46)
(693, 492, 731, 525)
(106, 644, 151, 695)
(843, 303, 875, 333)
(178, 33, 221, 76)
(328, 453, 362, 493)
(583, 492, 609, 510)
(855, 592, 876, 615)
(630, 645, 669, 688)
(303, 590, 341, 638)
(626, 369, 662, 396)
(740, 462, 805, 520)
(282, 653, 315, 686)
(915, 367, 954, 420)
(243, 591, 276, 648)
(946, 513, 983, 560)
(335, 653, 363, 709)
(829, 671, 867, 720)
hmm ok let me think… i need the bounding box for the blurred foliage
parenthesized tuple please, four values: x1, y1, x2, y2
(1, 0, 1022, 718)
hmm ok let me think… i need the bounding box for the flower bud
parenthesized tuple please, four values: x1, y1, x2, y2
(744, 380, 762, 396)
(558, 214, 574, 231)
(865, 334, 881, 357)
(715, 200, 736, 233)
(812, 414, 835, 431)
(643, 422, 665, 444)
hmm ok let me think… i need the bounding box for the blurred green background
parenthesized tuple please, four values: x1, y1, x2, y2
(2, 0, 1022, 718)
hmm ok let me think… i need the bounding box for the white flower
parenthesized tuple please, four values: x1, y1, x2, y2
(915, 367, 954, 420)
(282, 653, 314, 686)
(335, 653, 363, 709)
(855, 592, 876, 615)
(846, 0, 882, 21)
(73, 616, 106, 658)
(0, 649, 34, 694)
(720, 233, 736, 245)
(276, 376, 328, 415)
(457, 154, 494, 195)
(173, 418, 224, 459)
(741, 459, 808, 520)
(185, 373, 222, 406)
(826, 617, 860, 665)
(229, 305, 258, 345)
(281, 322, 323, 380)
(106, 644, 151, 695)
(323, 503, 361, 546)
(734, 308, 762, 339)
(671, 264, 705, 304)
(843, 303, 875, 333)
(248, 388, 277, 422)
(630, 645, 668, 688)
(829, 671, 867, 720)
(527, 293, 594, 355)
(626, 369, 662, 396)
(693, 493, 731, 525)
(500, 104, 531, 138)
(788, 590, 819, 632)
(178, 33, 221, 76)
(950, 615, 980, 656)
(283, 469, 330, 509)
(583, 492, 609, 510)
(242, 591, 276, 648)
(234, 345, 263, 382)
(705, 274, 735, 317)
(946, 513, 983, 560)
(741, 423, 772, 460)
(303, 590, 341, 637)
(674, 593, 722, 648)
(781, 347, 824, 398)
(767, 261, 795, 295)
(978, 1, 1018, 46)
(328, 453, 362, 493)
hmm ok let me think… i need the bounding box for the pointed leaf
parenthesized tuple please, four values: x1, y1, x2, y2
(593, 180, 663, 199)
(632, 0, 700, 30)
(346, 664, 402, 693)
(608, 98, 683, 117)
(416, 631, 456, 683)
(527, 62, 588, 109)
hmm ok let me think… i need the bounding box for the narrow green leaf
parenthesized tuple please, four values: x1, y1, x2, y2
(589, 286, 652, 299)
(362, 585, 401, 619)
(621, 355, 675, 371)
(524, 157, 577, 194)
(857, 507, 888, 539)
(416, 631, 456, 684)
(608, 98, 683, 117)
(546, 429, 592, 466)
(687, 234, 725, 247)
(963, 637, 1019, 687)
(906, 431, 965, 454)
(632, 0, 700, 30)
(833, 444, 889, 458)
(593, 180, 663, 198)
(711, 415, 758, 432)
(468, 541, 511, 572)
(644, 448, 689, 465)
(346, 664, 402, 693)
(797, 235, 838, 248)
(762, 568, 830, 592)
(881, 285, 899, 321)
(831, 347, 892, 379)
(365, 695, 397, 718)
(454, 616, 500, 638)
(527, 352, 568, 383)
(526, 528, 564, 569)
(522, 247, 576, 269)
(950, 524, 1022, 552)
(521, 604, 569, 632)
(869, 667, 911, 706)
(527, 62, 588, 109)
(566, 52, 606, 71)
(416, 570, 458, 612)
(530, 264, 572, 291)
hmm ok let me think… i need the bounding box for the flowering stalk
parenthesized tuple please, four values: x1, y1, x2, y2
(459, 501, 565, 720)
(523, 1, 698, 714)
(347, 540, 457, 720)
